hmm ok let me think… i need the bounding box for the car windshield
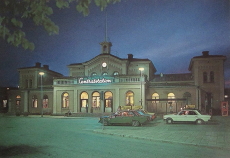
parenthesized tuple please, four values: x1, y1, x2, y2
(137, 111, 145, 115)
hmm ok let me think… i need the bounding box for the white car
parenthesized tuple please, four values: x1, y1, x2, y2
(163, 109, 211, 125)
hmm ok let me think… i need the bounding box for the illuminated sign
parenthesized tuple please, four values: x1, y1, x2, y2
(78, 78, 112, 84)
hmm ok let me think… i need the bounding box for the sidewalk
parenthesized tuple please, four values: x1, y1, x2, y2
(93, 116, 230, 150)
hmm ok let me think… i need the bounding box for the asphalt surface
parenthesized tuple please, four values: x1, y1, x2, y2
(93, 115, 230, 150)
(2, 113, 230, 151)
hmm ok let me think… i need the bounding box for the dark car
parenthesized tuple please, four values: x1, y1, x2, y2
(98, 110, 150, 127)
(136, 109, 156, 121)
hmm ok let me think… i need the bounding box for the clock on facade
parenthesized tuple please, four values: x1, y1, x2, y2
(102, 62, 107, 67)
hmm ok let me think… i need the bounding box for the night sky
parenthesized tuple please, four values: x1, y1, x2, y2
(0, 0, 229, 87)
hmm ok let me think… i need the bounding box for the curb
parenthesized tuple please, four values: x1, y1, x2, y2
(93, 129, 230, 150)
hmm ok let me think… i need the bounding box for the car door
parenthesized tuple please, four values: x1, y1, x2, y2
(174, 110, 188, 122)
(186, 111, 198, 122)
(109, 111, 131, 124)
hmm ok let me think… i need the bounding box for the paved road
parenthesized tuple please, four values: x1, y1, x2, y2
(0, 114, 230, 158)
(95, 115, 230, 150)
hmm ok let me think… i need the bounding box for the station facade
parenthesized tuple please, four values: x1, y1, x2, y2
(7, 40, 227, 115)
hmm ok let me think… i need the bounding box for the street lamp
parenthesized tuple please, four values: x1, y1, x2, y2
(139, 68, 144, 106)
(39, 72, 44, 117)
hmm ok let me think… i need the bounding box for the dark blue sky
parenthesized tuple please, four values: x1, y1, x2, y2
(0, 0, 229, 87)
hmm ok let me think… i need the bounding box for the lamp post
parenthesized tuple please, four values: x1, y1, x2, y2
(39, 72, 44, 117)
(139, 68, 144, 106)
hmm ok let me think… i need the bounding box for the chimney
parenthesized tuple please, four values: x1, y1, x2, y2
(43, 65, 49, 70)
(202, 51, 209, 57)
(128, 54, 133, 60)
(35, 62, 41, 67)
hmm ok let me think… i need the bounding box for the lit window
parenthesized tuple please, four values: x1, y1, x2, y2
(3, 100, 7, 107)
(102, 72, 108, 76)
(32, 95, 38, 108)
(16, 95, 21, 107)
(113, 72, 119, 76)
(91, 72, 97, 76)
(80, 92, 89, 108)
(168, 93, 175, 102)
(43, 95, 48, 108)
(16, 95, 21, 99)
(92, 92, 100, 108)
(126, 91, 134, 106)
(152, 93, 159, 103)
(62, 93, 69, 108)
(105, 91, 113, 108)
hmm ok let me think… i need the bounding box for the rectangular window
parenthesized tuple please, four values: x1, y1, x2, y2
(32, 99, 38, 108)
(105, 100, 111, 107)
(16, 100, 20, 106)
(3, 100, 7, 107)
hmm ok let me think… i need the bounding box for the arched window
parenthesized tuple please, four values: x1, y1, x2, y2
(62, 92, 69, 108)
(91, 72, 97, 76)
(126, 91, 134, 106)
(92, 92, 100, 108)
(16, 95, 21, 107)
(80, 92, 88, 108)
(102, 72, 108, 76)
(210, 71, 214, 82)
(168, 93, 175, 103)
(113, 71, 119, 76)
(152, 93, 159, 103)
(43, 95, 48, 108)
(16, 95, 21, 99)
(203, 72, 207, 83)
(105, 91, 113, 108)
(32, 95, 38, 108)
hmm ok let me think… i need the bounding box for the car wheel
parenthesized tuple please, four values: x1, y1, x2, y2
(196, 119, 204, 125)
(166, 118, 173, 124)
(132, 120, 140, 127)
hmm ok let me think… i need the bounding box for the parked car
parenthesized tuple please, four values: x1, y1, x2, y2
(136, 109, 156, 121)
(163, 109, 211, 125)
(98, 110, 150, 127)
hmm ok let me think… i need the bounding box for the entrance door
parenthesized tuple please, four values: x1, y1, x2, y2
(80, 92, 89, 113)
(80, 99, 88, 112)
(205, 93, 212, 113)
(104, 91, 113, 112)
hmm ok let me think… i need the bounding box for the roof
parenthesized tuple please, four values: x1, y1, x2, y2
(18, 62, 63, 76)
(68, 53, 151, 66)
(152, 73, 193, 82)
(189, 51, 227, 71)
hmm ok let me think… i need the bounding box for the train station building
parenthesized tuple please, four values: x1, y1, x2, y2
(7, 40, 227, 115)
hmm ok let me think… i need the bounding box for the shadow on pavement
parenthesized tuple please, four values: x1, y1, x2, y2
(0, 145, 41, 157)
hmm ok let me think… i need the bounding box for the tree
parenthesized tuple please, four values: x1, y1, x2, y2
(0, 0, 120, 50)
